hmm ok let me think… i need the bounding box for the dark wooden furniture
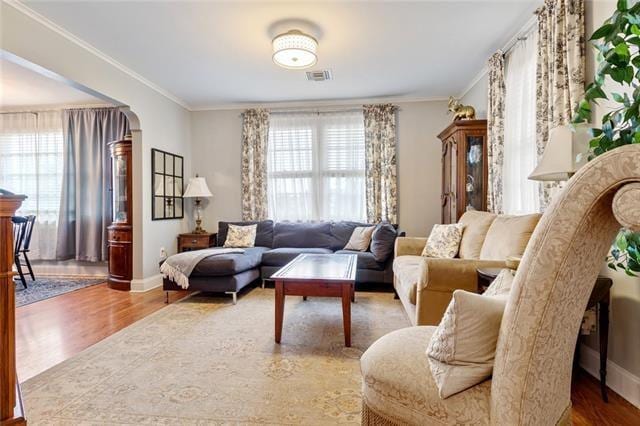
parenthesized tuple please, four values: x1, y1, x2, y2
(437, 120, 488, 224)
(271, 254, 357, 347)
(476, 267, 613, 402)
(1, 194, 27, 425)
(107, 139, 133, 291)
(151, 148, 184, 220)
(177, 232, 216, 253)
(11, 215, 35, 289)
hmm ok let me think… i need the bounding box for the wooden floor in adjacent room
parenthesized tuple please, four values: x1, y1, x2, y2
(15, 283, 640, 425)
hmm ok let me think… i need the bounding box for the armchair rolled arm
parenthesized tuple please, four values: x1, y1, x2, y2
(395, 237, 427, 257)
(413, 258, 507, 325)
(420, 258, 506, 293)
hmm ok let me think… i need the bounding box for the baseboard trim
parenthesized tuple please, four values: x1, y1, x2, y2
(130, 274, 163, 293)
(579, 343, 640, 408)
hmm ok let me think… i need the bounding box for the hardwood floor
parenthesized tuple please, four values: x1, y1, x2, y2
(15, 283, 640, 424)
(15, 283, 188, 382)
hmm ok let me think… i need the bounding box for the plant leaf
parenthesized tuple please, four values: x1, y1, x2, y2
(591, 23, 615, 40)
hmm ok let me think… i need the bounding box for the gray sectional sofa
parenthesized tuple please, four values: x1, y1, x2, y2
(163, 220, 402, 303)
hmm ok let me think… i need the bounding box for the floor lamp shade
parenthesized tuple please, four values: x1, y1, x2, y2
(529, 125, 591, 181)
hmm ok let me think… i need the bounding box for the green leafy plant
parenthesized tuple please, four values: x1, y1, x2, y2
(573, 0, 640, 276)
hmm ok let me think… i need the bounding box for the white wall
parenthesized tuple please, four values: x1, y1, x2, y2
(461, 72, 488, 119)
(1, 4, 192, 282)
(190, 100, 450, 237)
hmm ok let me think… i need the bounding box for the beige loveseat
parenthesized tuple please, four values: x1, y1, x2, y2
(393, 211, 541, 326)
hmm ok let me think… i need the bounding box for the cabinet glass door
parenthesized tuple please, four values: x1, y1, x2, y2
(464, 136, 484, 212)
(112, 155, 128, 223)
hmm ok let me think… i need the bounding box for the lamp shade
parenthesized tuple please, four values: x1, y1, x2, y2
(183, 177, 212, 198)
(528, 124, 591, 182)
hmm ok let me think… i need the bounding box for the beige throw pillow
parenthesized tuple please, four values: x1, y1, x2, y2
(426, 290, 508, 399)
(344, 226, 376, 251)
(484, 269, 515, 296)
(223, 224, 257, 248)
(479, 213, 541, 260)
(421, 224, 465, 258)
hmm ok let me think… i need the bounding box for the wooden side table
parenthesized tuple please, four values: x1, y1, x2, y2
(177, 232, 216, 253)
(476, 268, 613, 402)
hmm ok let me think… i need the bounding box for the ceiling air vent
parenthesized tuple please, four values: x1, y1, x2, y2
(306, 69, 333, 82)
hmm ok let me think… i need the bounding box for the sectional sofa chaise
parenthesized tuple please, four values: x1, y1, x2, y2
(162, 220, 402, 303)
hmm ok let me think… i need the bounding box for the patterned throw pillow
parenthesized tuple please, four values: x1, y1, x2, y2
(426, 290, 508, 398)
(223, 224, 257, 248)
(344, 226, 376, 251)
(421, 224, 465, 258)
(484, 269, 515, 296)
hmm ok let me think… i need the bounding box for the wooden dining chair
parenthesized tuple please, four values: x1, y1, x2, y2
(12, 215, 36, 288)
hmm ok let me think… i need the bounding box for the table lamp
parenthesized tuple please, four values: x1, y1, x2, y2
(183, 175, 212, 234)
(529, 124, 591, 182)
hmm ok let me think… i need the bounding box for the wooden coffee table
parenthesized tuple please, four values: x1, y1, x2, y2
(271, 253, 357, 347)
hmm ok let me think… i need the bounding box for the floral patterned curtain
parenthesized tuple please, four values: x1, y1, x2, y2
(363, 104, 398, 223)
(487, 52, 506, 214)
(535, 0, 585, 210)
(241, 109, 270, 220)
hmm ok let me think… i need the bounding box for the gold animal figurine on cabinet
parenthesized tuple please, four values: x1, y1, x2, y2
(448, 97, 476, 120)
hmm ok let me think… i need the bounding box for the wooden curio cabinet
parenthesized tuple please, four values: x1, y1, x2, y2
(107, 138, 133, 290)
(437, 120, 488, 224)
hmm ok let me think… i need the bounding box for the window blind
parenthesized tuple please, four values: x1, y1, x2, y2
(267, 110, 366, 222)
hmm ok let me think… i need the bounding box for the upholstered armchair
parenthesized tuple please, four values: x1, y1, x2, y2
(361, 145, 640, 425)
(394, 211, 540, 326)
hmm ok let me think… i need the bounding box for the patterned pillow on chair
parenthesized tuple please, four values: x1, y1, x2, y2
(421, 224, 465, 258)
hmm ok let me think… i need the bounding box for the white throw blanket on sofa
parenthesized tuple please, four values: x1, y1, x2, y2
(160, 248, 245, 289)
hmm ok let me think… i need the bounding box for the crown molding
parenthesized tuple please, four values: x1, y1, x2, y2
(5, 0, 191, 110)
(457, 66, 488, 100)
(190, 95, 450, 112)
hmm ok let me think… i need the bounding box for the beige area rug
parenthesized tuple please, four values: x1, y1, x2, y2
(22, 288, 410, 425)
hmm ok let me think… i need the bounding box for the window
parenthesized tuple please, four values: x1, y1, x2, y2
(503, 29, 540, 214)
(0, 111, 64, 259)
(267, 111, 366, 222)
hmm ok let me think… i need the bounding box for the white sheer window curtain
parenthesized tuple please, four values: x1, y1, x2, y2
(0, 111, 64, 259)
(267, 110, 366, 222)
(503, 30, 540, 215)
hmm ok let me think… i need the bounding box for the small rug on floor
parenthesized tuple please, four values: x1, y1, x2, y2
(15, 276, 106, 307)
(22, 288, 409, 425)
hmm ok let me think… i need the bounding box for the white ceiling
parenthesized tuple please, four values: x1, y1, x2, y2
(1, 57, 106, 109)
(24, 1, 540, 110)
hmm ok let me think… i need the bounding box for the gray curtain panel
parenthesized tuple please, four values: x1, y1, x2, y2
(536, 0, 585, 210)
(56, 108, 129, 262)
(487, 52, 506, 214)
(363, 104, 398, 224)
(241, 109, 270, 221)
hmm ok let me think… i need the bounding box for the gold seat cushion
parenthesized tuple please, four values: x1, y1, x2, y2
(361, 326, 491, 425)
(392, 256, 425, 305)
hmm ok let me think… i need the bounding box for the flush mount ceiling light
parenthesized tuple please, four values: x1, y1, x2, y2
(272, 29, 318, 70)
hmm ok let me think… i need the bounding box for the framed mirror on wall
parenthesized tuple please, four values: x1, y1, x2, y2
(151, 148, 184, 220)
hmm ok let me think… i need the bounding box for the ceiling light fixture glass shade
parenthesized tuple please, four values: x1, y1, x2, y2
(272, 29, 318, 69)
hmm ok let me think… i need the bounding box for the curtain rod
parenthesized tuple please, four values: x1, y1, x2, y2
(239, 104, 400, 117)
(0, 104, 116, 115)
(502, 14, 537, 56)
